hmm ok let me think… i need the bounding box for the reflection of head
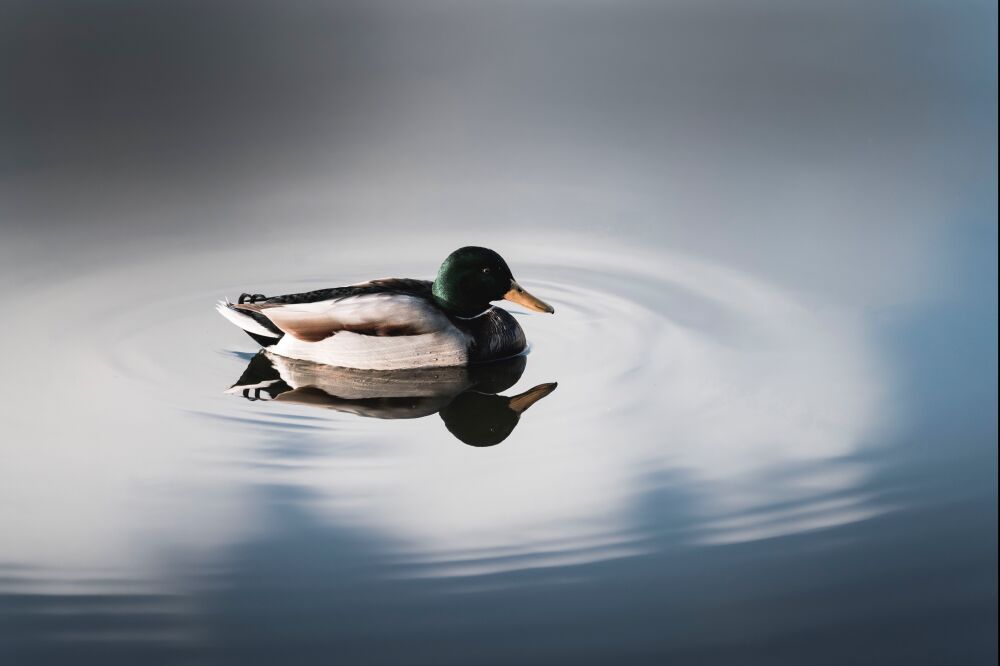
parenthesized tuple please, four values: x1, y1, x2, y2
(440, 383, 558, 447)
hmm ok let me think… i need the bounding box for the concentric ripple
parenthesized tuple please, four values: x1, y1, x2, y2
(0, 232, 892, 587)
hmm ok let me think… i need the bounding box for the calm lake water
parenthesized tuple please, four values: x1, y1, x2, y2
(1, 1, 997, 664)
(0, 222, 995, 665)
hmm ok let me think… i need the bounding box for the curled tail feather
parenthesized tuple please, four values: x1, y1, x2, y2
(215, 297, 284, 346)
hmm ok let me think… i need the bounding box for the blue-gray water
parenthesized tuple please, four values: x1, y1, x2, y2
(1, 2, 997, 664)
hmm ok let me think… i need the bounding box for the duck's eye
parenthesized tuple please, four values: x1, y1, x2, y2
(482, 267, 491, 274)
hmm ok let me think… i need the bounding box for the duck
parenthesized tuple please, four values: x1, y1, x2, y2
(226, 351, 557, 446)
(216, 246, 555, 370)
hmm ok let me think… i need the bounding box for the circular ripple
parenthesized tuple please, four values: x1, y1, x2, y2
(10, 234, 891, 580)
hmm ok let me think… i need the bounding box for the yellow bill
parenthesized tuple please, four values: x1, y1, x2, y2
(503, 280, 555, 314)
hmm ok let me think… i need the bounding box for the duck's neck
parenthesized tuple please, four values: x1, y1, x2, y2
(431, 283, 489, 319)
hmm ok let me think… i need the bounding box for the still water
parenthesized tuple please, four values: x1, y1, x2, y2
(0, 224, 996, 665)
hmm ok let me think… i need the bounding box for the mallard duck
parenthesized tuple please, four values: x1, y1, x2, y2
(216, 246, 554, 370)
(226, 351, 557, 446)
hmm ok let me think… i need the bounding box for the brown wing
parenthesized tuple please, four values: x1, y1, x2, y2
(234, 293, 451, 342)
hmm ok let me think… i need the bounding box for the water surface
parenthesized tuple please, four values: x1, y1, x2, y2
(1, 224, 995, 664)
(0, 1, 996, 663)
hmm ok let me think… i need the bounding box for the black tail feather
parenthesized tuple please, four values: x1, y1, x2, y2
(245, 330, 282, 347)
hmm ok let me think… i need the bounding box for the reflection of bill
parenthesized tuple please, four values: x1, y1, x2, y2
(227, 352, 557, 447)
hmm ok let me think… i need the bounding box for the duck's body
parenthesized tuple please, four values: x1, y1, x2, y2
(216, 247, 553, 370)
(217, 278, 527, 369)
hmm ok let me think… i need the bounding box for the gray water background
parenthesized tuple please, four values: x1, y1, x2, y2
(1, 2, 997, 664)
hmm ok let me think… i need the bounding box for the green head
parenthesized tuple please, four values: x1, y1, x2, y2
(431, 246, 554, 318)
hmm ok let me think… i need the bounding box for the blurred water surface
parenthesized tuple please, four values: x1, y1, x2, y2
(0, 1, 996, 664)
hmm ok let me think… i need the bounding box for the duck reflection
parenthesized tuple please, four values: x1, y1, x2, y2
(227, 352, 557, 447)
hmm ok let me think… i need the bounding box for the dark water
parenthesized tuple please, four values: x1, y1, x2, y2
(1, 1, 997, 664)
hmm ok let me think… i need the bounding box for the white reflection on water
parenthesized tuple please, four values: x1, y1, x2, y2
(0, 231, 892, 588)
